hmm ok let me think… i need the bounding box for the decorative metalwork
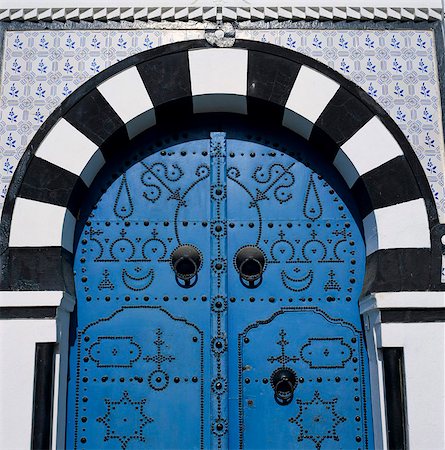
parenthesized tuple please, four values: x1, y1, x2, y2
(68, 132, 373, 449)
(300, 337, 353, 369)
(89, 336, 141, 368)
(209, 133, 229, 448)
(267, 330, 298, 366)
(238, 307, 371, 449)
(97, 391, 153, 450)
(228, 138, 372, 449)
(267, 330, 299, 405)
(303, 173, 323, 221)
(144, 328, 176, 391)
(68, 139, 209, 449)
(289, 390, 347, 450)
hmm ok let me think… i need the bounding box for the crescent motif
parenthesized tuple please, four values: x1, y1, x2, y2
(122, 268, 155, 291)
(281, 269, 313, 292)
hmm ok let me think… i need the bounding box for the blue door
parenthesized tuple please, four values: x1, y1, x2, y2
(67, 130, 373, 449)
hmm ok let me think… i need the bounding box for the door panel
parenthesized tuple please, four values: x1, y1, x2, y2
(67, 140, 212, 449)
(239, 310, 369, 450)
(225, 140, 372, 449)
(67, 131, 373, 450)
(73, 307, 203, 449)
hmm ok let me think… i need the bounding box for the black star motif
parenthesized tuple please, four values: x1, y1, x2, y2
(97, 390, 153, 449)
(289, 390, 346, 449)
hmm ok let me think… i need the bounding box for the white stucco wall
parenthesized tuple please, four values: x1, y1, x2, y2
(0, 319, 56, 449)
(362, 293, 445, 450)
(0, 292, 73, 450)
(380, 323, 445, 449)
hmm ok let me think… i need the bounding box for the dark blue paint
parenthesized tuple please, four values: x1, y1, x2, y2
(67, 132, 373, 449)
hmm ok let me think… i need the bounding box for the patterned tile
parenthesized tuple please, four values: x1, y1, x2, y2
(0, 29, 203, 206)
(238, 29, 445, 221)
(1, 28, 444, 226)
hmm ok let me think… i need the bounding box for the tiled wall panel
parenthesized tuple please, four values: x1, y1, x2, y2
(238, 29, 445, 220)
(1, 28, 444, 221)
(0, 29, 203, 210)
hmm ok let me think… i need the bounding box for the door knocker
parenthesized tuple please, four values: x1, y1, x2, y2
(235, 246, 266, 289)
(270, 367, 297, 406)
(171, 244, 202, 288)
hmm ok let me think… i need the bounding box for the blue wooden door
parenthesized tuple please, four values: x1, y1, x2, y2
(67, 131, 373, 449)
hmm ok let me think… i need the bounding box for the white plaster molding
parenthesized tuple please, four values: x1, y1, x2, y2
(334, 116, 404, 188)
(0, 292, 75, 311)
(0, 291, 75, 450)
(97, 66, 155, 139)
(53, 295, 73, 449)
(360, 292, 445, 313)
(0, 319, 57, 450)
(362, 198, 431, 256)
(0, 4, 442, 22)
(189, 48, 248, 114)
(52, 348, 63, 450)
(9, 198, 76, 251)
(35, 118, 104, 187)
(283, 65, 340, 139)
(362, 309, 387, 449)
(0, 291, 64, 307)
(361, 307, 445, 450)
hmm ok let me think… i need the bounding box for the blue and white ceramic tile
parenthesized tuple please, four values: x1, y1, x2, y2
(0, 29, 203, 208)
(1, 29, 444, 226)
(238, 29, 445, 222)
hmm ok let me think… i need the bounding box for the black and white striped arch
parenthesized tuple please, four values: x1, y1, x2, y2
(1, 40, 440, 293)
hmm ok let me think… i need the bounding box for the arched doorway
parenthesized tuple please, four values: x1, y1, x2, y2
(66, 119, 373, 449)
(1, 40, 435, 450)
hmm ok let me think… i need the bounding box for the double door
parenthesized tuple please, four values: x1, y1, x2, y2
(67, 131, 373, 449)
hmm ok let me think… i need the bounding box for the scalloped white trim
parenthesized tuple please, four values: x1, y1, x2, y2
(0, 6, 442, 22)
